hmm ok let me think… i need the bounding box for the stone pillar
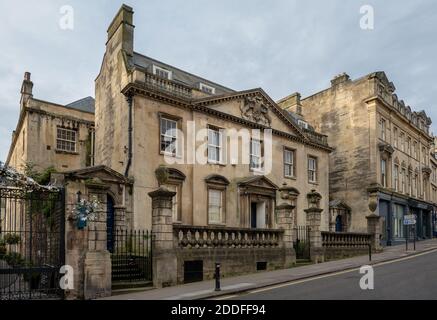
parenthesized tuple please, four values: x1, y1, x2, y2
(304, 190, 324, 263)
(366, 214, 382, 252)
(148, 187, 177, 288)
(276, 203, 296, 267)
(64, 180, 112, 300)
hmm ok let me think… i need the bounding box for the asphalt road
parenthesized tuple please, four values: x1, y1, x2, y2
(229, 250, 437, 300)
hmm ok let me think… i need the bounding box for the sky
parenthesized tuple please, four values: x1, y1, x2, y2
(1, 0, 437, 161)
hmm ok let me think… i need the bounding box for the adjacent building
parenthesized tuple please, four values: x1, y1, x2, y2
(5, 72, 95, 174)
(279, 72, 435, 244)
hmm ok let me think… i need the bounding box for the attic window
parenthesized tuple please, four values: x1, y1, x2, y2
(152, 65, 172, 80)
(199, 83, 216, 94)
(298, 120, 309, 129)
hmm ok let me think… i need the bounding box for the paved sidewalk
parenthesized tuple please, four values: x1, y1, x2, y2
(101, 239, 437, 300)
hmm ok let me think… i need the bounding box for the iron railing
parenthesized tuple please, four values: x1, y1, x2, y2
(0, 187, 65, 300)
(293, 225, 311, 260)
(111, 229, 152, 284)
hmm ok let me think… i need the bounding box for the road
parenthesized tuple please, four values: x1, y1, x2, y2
(224, 249, 437, 300)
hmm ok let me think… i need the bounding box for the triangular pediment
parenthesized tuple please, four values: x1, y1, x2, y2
(237, 175, 279, 190)
(63, 165, 130, 184)
(194, 88, 307, 140)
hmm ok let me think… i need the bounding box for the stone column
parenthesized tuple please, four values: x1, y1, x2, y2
(366, 214, 382, 252)
(304, 190, 324, 263)
(276, 203, 296, 267)
(148, 187, 177, 287)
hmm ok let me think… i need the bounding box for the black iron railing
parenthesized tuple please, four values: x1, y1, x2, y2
(111, 229, 152, 284)
(0, 187, 65, 300)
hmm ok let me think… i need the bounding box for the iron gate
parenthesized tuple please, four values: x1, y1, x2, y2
(0, 187, 65, 300)
(293, 225, 311, 261)
(111, 229, 152, 286)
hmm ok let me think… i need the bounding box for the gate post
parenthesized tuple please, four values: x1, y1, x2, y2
(148, 187, 177, 288)
(304, 190, 325, 263)
(276, 203, 296, 267)
(366, 214, 382, 252)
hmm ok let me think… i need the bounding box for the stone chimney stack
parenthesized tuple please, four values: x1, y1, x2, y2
(331, 72, 350, 87)
(277, 92, 302, 115)
(20, 71, 33, 110)
(106, 4, 134, 58)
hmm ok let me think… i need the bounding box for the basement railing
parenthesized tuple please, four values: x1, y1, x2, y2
(173, 225, 284, 249)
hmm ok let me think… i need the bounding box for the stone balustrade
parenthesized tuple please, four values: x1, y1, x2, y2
(173, 224, 284, 249)
(143, 72, 192, 99)
(322, 231, 371, 248)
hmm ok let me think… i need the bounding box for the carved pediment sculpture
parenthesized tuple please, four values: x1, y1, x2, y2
(241, 95, 272, 126)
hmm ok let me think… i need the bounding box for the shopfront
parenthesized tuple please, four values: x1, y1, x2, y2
(378, 192, 433, 246)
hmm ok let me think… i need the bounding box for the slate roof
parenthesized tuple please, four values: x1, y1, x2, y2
(66, 96, 95, 113)
(133, 52, 235, 95)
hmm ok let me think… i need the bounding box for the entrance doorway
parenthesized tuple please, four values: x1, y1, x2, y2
(250, 201, 266, 229)
(106, 194, 115, 253)
(335, 215, 343, 232)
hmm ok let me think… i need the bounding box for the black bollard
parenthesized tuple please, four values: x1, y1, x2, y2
(368, 244, 372, 261)
(215, 263, 221, 291)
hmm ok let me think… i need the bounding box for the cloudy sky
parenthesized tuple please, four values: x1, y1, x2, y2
(1, 0, 436, 161)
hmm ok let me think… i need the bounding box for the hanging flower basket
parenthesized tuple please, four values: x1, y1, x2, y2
(72, 198, 100, 230)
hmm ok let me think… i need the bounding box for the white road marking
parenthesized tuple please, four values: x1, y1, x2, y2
(214, 248, 437, 299)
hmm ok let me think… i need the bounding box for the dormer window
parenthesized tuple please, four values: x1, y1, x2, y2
(298, 120, 309, 129)
(152, 65, 172, 80)
(199, 83, 216, 94)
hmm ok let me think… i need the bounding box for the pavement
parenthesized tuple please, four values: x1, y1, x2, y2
(101, 238, 437, 300)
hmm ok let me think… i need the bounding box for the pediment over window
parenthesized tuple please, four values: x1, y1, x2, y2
(205, 174, 230, 186)
(168, 168, 186, 181)
(378, 142, 394, 158)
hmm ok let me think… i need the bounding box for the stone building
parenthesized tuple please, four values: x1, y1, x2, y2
(278, 72, 435, 245)
(95, 4, 333, 233)
(3, 5, 333, 288)
(5, 72, 95, 174)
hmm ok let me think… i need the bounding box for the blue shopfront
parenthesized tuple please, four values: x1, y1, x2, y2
(378, 192, 433, 246)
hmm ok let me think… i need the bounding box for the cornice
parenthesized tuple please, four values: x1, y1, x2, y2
(122, 83, 334, 152)
(364, 95, 433, 142)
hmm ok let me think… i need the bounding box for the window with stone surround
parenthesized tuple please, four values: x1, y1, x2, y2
(393, 127, 398, 148)
(308, 156, 318, 183)
(207, 126, 223, 164)
(381, 159, 387, 187)
(56, 127, 77, 152)
(393, 164, 399, 192)
(283, 148, 295, 178)
(380, 118, 386, 141)
(208, 188, 224, 224)
(401, 168, 406, 194)
(160, 116, 178, 156)
(250, 139, 263, 172)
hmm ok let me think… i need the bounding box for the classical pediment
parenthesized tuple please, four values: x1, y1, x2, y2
(193, 88, 307, 140)
(237, 175, 279, 190)
(63, 165, 130, 184)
